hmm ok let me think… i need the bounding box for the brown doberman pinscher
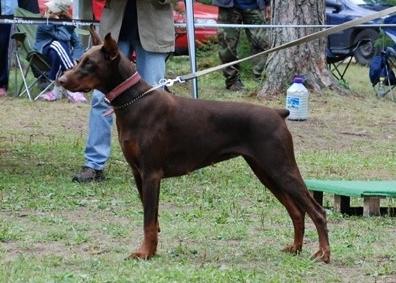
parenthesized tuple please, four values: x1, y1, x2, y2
(58, 30, 330, 263)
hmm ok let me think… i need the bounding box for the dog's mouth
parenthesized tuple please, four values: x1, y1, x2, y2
(81, 87, 92, 93)
(63, 85, 92, 93)
(58, 76, 93, 93)
(76, 88, 92, 93)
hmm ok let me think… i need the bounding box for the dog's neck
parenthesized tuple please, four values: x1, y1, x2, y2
(107, 72, 141, 102)
(107, 55, 151, 108)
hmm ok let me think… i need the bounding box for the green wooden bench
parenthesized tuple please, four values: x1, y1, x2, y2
(305, 180, 396, 216)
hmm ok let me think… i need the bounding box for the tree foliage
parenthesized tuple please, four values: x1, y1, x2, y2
(374, 0, 396, 5)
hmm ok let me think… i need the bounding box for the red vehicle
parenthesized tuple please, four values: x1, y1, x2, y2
(173, 0, 218, 54)
(38, 0, 46, 14)
(91, 0, 105, 20)
(38, 0, 219, 55)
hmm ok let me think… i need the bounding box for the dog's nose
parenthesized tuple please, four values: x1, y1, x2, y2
(57, 75, 67, 86)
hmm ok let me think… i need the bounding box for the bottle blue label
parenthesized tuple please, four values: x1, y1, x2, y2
(287, 97, 300, 109)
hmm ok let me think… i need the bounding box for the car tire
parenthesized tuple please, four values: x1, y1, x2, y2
(353, 29, 379, 65)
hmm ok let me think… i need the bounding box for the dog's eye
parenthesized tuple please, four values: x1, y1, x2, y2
(85, 60, 95, 70)
(79, 59, 96, 75)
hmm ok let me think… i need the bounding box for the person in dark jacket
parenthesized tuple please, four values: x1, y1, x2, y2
(17, 0, 39, 13)
(212, 0, 270, 91)
(34, 0, 86, 102)
(0, 0, 18, 97)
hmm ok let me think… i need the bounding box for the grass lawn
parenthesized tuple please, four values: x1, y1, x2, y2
(0, 44, 395, 282)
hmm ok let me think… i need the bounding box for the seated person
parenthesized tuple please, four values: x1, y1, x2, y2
(34, 0, 86, 102)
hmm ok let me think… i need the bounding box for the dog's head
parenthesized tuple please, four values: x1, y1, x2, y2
(58, 26, 136, 94)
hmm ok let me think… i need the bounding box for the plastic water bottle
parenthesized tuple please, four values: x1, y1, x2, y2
(377, 76, 386, 97)
(286, 76, 309, 121)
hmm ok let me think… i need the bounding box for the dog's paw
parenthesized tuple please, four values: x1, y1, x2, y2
(126, 250, 154, 260)
(282, 244, 302, 254)
(126, 244, 157, 260)
(311, 249, 330, 264)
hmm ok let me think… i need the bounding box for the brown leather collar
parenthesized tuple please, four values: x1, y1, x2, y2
(106, 72, 141, 102)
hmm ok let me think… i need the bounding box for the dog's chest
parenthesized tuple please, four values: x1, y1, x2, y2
(120, 138, 141, 167)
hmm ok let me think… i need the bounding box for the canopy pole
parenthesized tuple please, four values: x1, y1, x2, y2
(73, 0, 80, 19)
(185, 0, 199, 99)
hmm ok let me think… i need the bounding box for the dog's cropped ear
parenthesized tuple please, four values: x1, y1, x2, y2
(102, 33, 119, 61)
(89, 24, 102, 46)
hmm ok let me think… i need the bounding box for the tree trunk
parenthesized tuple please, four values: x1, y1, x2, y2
(258, 0, 348, 97)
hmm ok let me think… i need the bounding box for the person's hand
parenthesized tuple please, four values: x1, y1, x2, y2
(47, 10, 71, 20)
(58, 11, 72, 20)
(47, 11, 60, 19)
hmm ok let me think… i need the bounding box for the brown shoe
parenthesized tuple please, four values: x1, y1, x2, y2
(72, 166, 105, 183)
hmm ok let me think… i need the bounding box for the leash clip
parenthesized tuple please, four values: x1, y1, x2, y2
(104, 96, 111, 104)
(159, 76, 186, 88)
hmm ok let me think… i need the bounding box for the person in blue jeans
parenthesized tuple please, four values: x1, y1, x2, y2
(73, 0, 175, 182)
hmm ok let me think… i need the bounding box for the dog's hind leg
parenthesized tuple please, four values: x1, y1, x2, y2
(245, 156, 330, 263)
(279, 194, 306, 254)
(245, 158, 305, 254)
(273, 165, 330, 263)
(132, 171, 143, 202)
(282, 174, 330, 263)
(303, 192, 331, 263)
(128, 172, 162, 260)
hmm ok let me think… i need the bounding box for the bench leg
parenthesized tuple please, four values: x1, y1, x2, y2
(363, 197, 380, 216)
(334, 195, 350, 214)
(310, 191, 323, 206)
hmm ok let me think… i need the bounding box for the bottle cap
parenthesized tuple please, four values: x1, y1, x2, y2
(293, 76, 304, 84)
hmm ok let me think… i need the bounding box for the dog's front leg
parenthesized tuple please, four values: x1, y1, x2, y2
(132, 171, 161, 233)
(128, 172, 161, 260)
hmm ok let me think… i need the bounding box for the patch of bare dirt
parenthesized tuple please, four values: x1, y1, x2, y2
(0, 207, 141, 263)
(0, 98, 90, 144)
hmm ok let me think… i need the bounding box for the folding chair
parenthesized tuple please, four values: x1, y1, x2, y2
(326, 40, 370, 84)
(11, 8, 54, 100)
(369, 15, 396, 101)
(369, 47, 396, 101)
